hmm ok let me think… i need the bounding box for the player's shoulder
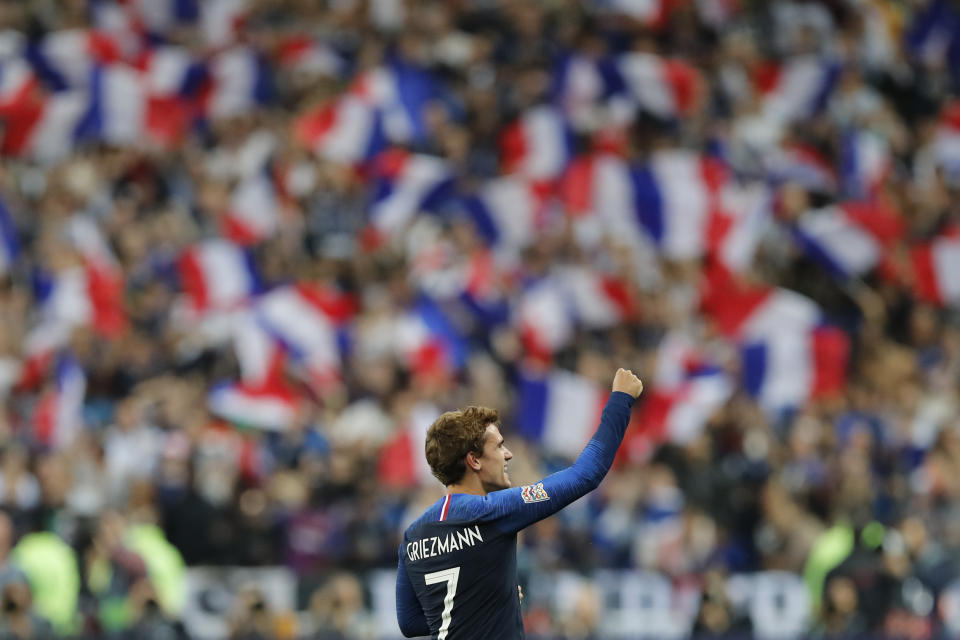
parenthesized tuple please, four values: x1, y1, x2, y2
(402, 493, 501, 538)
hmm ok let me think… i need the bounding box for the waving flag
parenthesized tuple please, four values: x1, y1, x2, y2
(794, 202, 904, 279)
(742, 325, 849, 410)
(394, 298, 468, 380)
(605, 0, 673, 28)
(66, 216, 126, 335)
(553, 53, 617, 126)
(840, 130, 892, 200)
(293, 96, 384, 165)
(33, 352, 86, 449)
(709, 182, 771, 273)
(368, 150, 453, 239)
(2, 91, 88, 161)
(208, 379, 300, 431)
(634, 151, 727, 260)
(129, 0, 200, 36)
(463, 177, 551, 251)
(276, 35, 345, 78)
(700, 264, 821, 340)
(0, 58, 37, 113)
(221, 172, 279, 246)
(560, 265, 636, 329)
(76, 64, 148, 146)
(0, 196, 19, 274)
(25, 29, 120, 91)
(758, 56, 840, 123)
(352, 61, 440, 144)
(256, 284, 355, 390)
(912, 232, 960, 307)
(178, 240, 259, 313)
(515, 367, 609, 459)
(205, 46, 273, 120)
(616, 53, 701, 120)
(515, 277, 576, 362)
(500, 106, 573, 181)
(631, 368, 733, 454)
(765, 143, 836, 193)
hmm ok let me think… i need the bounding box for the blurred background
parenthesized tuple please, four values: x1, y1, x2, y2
(1, 0, 960, 638)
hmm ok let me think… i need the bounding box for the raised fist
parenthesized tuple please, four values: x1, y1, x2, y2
(612, 368, 644, 398)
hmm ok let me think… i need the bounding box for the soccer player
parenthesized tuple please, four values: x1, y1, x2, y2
(395, 367, 643, 639)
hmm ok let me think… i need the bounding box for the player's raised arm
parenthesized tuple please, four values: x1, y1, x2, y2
(486, 368, 643, 533)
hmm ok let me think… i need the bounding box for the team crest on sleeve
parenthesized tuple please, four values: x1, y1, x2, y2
(520, 482, 550, 503)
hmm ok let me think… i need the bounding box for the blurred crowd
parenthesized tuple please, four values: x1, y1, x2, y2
(1, 0, 960, 638)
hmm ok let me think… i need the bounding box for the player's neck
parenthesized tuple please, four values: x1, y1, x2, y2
(445, 474, 487, 496)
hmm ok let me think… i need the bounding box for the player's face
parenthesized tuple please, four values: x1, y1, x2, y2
(478, 424, 513, 492)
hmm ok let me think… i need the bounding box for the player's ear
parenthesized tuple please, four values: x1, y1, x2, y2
(465, 451, 481, 472)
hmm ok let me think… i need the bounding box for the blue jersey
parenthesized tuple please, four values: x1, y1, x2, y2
(396, 391, 635, 639)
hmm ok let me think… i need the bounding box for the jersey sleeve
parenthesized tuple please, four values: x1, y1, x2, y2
(396, 544, 430, 638)
(484, 390, 635, 534)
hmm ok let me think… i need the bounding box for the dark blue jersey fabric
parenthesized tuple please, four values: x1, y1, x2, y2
(396, 391, 635, 639)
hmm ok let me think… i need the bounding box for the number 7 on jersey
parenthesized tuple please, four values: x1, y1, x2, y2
(424, 566, 460, 640)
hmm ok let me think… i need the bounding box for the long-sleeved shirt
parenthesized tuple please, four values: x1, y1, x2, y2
(395, 390, 635, 639)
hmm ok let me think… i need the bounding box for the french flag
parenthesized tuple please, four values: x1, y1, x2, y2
(0, 59, 37, 113)
(700, 264, 821, 340)
(605, 0, 673, 28)
(25, 29, 120, 91)
(794, 202, 904, 279)
(33, 352, 86, 449)
(840, 130, 892, 200)
(1, 91, 88, 162)
(76, 64, 149, 146)
(615, 52, 701, 120)
(128, 0, 200, 36)
(764, 143, 836, 193)
(136, 46, 203, 144)
(912, 232, 960, 307)
(500, 106, 574, 181)
(633, 151, 728, 260)
(757, 56, 840, 123)
(0, 196, 19, 274)
(232, 310, 285, 384)
(352, 61, 439, 144)
(463, 177, 551, 251)
(178, 240, 259, 313)
(368, 150, 453, 239)
(293, 96, 384, 165)
(560, 265, 636, 329)
(35, 266, 124, 337)
(709, 182, 772, 273)
(204, 46, 273, 120)
(207, 379, 300, 431)
(514, 368, 609, 460)
(515, 277, 576, 362)
(394, 298, 468, 380)
(742, 325, 850, 410)
(276, 35, 345, 78)
(553, 53, 616, 125)
(221, 172, 278, 246)
(628, 368, 733, 461)
(66, 216, 127, 336)
(561, 153, 644, 245)
(255, 284, 355, 391)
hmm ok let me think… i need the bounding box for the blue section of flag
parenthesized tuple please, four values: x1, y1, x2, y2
(741, 342, 767, 398)
(630, 165, 663, 243)
(514, 372, 548, 442)
(0, 197, 20, 270)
